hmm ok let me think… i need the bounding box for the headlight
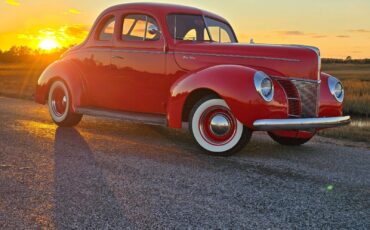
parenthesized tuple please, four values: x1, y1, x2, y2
(254, 71, 274, 102)
(328, 76, 344, 103)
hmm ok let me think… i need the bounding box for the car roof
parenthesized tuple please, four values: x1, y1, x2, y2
(104, 2, 228, 22)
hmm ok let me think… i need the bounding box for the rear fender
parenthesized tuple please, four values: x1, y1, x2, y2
(35, 60, 86, 112)
(167, 65, 288, 128)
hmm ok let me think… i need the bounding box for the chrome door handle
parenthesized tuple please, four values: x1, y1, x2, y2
(112, 56, 124, 60)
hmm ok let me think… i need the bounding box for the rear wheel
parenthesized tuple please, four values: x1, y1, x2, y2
(268, 132, 313, 146)
(189, 96, 251, 156)
(48, 80, 82, 127)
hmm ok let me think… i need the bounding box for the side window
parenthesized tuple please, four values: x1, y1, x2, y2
(98, 17, 115, 41)
(122, 14, 160, 41)
(206, 27, 232, 43)
(204, 17, 235, 43)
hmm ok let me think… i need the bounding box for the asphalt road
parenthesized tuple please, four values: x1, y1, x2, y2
(0, 97, 369, 229)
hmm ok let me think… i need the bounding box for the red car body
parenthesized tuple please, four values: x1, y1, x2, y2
(35, 3, 350, 155)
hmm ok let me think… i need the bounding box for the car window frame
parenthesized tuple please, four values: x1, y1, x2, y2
(204, 16, 237, 43)
(120, 13, 162, 42)
(166, 13, 238, 43)
(95, 15, 116, 42)
(166, 14, 212, 42)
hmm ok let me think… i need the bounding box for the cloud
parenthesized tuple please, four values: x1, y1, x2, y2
(336, 35, 350, 38)
(349, 29, 370, 33)
(39, 28, 56, 36)
(16, 24, 90, 48)
(5, 0, 20, 6)
(310, 34, 327, 39)
(61, 25, 89, 39)
(68, 9, 81, 14)
(277, 31, 305, 36)
(276, 31, 327, 38)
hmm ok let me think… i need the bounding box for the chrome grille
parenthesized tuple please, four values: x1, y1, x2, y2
(292, 80, 320, 118)
(276, 78, 320, 118)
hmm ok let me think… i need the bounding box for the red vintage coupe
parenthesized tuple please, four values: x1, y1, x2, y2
(35, 3, 351, 155)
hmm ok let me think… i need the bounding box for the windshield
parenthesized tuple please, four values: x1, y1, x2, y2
(166, 14, 237, 43)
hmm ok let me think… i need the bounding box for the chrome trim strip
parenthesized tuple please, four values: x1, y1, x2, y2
(288, 114, 301, 118)
(68, 48, 301, 62)
(271, 76, 321, 83)
(111, 49, 165, 54)
(171, 52, 301, 62)
(253, 116, 351, 131)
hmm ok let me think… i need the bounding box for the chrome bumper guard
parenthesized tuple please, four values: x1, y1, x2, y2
(253, 116, 351, 131)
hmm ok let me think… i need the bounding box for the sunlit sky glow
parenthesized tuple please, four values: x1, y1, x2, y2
(1, 0, 369, 58)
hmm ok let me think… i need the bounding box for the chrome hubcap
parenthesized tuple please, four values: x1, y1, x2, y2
(209, 115, 231, 136)
(62, 96, 67, 107)
(51, 87, 67, 117)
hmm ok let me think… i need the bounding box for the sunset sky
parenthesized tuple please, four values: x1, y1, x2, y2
(1, 0, 369, 58)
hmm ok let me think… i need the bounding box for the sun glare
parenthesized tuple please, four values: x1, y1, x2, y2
(39, 38, 59, 51)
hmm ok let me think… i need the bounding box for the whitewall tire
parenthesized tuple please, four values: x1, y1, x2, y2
(48, 80, 82, 127)
(189, 96, 251, 156)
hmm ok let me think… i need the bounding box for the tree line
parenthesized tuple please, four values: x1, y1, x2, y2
(0, 46, 68, 63)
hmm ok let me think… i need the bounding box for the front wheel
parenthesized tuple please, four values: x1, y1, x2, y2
(189, 96, 251, 156)
(268, 132, 313, 146)
(48, 80, 82, 127)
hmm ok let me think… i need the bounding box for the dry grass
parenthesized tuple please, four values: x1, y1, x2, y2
(342, 80, 370, 117)
(322, 63, 370, 80)
(319, 119, 370, 143)
(0, 62, 45, 99)
(322, 63, 370, 117)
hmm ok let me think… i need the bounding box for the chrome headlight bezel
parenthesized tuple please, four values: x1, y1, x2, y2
(254, 71, 274, 102)
(328, 76, 344, 103)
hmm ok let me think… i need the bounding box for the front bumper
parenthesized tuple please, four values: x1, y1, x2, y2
(253, 116, 351, 131)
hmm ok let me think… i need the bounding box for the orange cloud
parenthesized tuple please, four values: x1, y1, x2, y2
(5, 0, 20, 6)
(15, 24, 90, 49)
(62, 25, 89, 38)
(349, 29, 370, 33)
(277, 31, 305, 36)
(337, 35, 350, 38)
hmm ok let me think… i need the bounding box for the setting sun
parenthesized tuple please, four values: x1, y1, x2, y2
(39, 38, 59, 51)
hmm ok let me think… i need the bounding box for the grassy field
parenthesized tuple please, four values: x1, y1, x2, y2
(0, 62, 48, 100)
(322, 63, 370, 117)
(0, 61, 369, 143)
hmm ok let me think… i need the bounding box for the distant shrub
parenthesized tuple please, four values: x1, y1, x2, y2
(0, 46, 69, 64)
(322, 58, 370, 64)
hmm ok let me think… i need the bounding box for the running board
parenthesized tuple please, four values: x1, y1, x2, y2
(75, 107, 167, 126)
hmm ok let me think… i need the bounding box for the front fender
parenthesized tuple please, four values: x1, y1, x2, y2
(319, 72, 343, 117)
(167, 65, 288, 128)
(35, 60, 86, 112)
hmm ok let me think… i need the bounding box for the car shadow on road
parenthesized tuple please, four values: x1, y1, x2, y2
(53, 127, 132, 229)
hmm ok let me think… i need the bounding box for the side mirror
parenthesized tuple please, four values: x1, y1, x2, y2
(148, 25, 160, 35)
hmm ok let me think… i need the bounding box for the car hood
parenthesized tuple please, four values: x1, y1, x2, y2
(173, 42, 321, 81)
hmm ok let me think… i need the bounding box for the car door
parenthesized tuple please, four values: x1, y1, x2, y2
(111, 14, 168, 114)
(82, 15, 132, 110)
